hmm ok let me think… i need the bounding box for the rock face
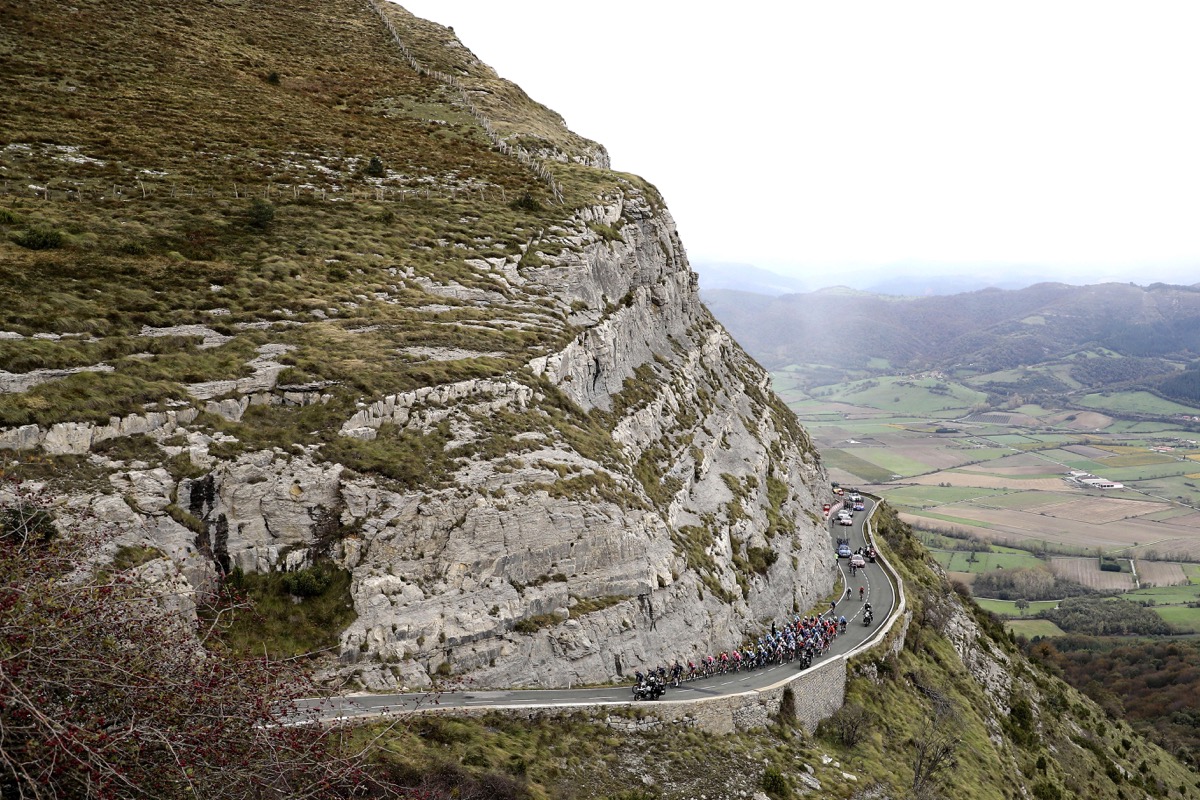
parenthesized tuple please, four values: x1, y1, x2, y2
(177, 192, 831, 690)
(0, 3, 835, 690)
(19, 188, 835, 691)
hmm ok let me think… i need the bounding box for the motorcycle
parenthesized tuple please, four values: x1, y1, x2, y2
(632, 677, 665, 701)
(863, 609, 874, 626)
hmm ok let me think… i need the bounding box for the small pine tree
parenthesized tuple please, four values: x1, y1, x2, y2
(365, 155, 385, 177)
(246, 198, 275, 230)
(509, 191, 542, 212)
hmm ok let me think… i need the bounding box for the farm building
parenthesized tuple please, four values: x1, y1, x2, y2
(1080, 478, 1124, 489)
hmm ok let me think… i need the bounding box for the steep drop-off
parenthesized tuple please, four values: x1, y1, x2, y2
(0, 0, 833, 689)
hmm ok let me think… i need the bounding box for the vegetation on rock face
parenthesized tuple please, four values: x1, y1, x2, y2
(219, 561, 358, 659)
(0, 485, 387, 799)
(0, 0, 610, 438)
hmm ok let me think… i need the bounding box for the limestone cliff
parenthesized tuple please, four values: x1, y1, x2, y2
(0, 0, 834, 689)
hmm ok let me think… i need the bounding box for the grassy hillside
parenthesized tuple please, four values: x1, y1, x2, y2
(0, 0, 656, 472)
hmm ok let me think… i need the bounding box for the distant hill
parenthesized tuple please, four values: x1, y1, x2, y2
(704, 281, 1200, 405)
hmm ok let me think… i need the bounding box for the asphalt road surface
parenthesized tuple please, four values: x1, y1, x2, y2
(296, 498, 894, 723)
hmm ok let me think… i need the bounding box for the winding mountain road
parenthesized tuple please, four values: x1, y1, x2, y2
(297, 498, 894, 723)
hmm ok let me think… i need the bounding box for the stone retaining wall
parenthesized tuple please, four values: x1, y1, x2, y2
(635, 656, 849, 733)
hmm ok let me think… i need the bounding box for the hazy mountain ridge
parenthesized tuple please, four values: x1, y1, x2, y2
(705, 282, 1200, 402)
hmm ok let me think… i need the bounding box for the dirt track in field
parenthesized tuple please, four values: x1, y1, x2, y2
(909, 473, 1067, 491)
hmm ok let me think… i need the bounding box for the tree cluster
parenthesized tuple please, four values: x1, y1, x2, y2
(1068, 356, 1173, 390)
(1158, 362, 1200, 406)
(971, 567, 1093, 602)
(1042, 597, 1173, 637)
(1026, 636, 1200, 767)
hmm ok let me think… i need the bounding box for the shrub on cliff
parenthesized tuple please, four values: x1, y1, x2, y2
(0, 482, 394, 799)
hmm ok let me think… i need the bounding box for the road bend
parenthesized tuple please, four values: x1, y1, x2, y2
(296, 498, 895, 723)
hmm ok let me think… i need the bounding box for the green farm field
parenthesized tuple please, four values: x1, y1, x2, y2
(965, 491, 1075, 510)
(975, 598, 1061, 617)
(1097, 452, 1179, 468)
(945, 446, 1017, 463)
(881, 485, 1012, 508)
(1151, 606, 1200, 633)
(824, 377, 986, 416)
(1101, 463, 1194, 481)
(1123, 584, 1200, 606)
(820, 449, 897, 484)
(930, 549, 1044, 573)
(984, 434, 1042, 446)
(849, 448, 936, 477)
(1077, 391, 1200, 416)
(1005, 619, 1068, 638)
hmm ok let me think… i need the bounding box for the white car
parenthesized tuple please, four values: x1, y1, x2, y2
(838, 515, 854, 526)
(850, 553, 866, 568)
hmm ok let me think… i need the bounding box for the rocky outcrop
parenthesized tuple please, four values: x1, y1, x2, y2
(322, 190, 832, 689)
(9, 182, 834, 691)
(0, 408, 200, 455)
(0, 7, 835, 691)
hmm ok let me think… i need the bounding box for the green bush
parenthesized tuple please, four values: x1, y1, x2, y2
(111, 544, 164, 570)
(13, 226, 65, 250)
(365, 155, 385, 177)
(512, 613, 560, 634)
(761, 766, 791, 799)
(218, 560, 356, 658)
(282, 564, 334, 598)
(0, 208, 21, 225)
(746, 546, 779, 575)
(246, 198, 275, 230)
(509, 192, 542, 212)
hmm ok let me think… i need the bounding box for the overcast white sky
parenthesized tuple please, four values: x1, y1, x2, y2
(396, 1, 1200, 289)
